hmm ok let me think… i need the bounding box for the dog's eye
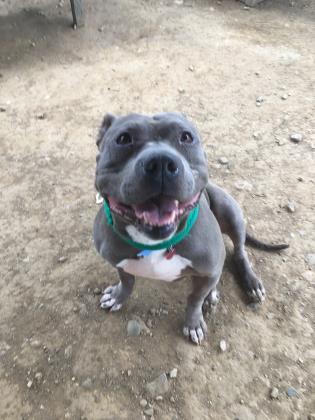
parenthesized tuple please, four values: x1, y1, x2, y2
(180, 131, 194, 144)
(116, 133, 132, 146)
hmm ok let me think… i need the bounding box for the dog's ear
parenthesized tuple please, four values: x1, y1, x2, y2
(96, 113, 116, 149)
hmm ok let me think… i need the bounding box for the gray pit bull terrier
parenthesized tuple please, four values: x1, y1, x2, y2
(93, 112, 288, 345)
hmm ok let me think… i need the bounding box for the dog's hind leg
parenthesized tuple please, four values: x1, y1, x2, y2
(205, 183, 265, 302)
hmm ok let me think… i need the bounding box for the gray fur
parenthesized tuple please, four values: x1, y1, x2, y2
(93, 112, 287, 344)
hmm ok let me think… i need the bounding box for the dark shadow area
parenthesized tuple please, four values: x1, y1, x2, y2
(0, 0, 157, 71)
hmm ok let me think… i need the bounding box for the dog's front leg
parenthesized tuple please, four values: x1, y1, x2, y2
(183, 274, 221, 345)
(100, 269, 135, 311)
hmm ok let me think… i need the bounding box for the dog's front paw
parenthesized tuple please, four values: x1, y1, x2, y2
(183, 317, 207, 345)
(246, 274, 266, 303)
(100, 284, 123, 312)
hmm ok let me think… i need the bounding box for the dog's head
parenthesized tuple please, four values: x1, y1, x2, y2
(95, 112, 208, 240)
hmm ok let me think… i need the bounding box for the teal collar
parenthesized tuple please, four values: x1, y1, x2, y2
(103, 199, 199, 251)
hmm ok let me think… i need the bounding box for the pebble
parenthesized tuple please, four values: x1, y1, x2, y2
(256, 96, 264, 103)
(27, 380, 33, 389)
(218, 157, 229, 165)
(305, 254, 315, 267)
(290, 133, 303, 143)
(247, 302, 260, 311)
(281, 94, 288, 100)
(144, 407, 154, 417)
(58, 256, 67, 263)
(93, 287, 101, 295)
(285, 201, 296, 213)
(252, 131, 260, 139)
(127, 320, 141, 336)
(286, 387, 299, 398)
(235, 180, 253, 191)
(35, 372, 43, 382)
(178, 88, 185, 94)
(156, 396, 163, 401)
(219, 339, 227, 352)
(270, 387, 279, 399)
(140, 399, 148, 408)
(36, 112, 46, 119)
(81, 377, 93, 389)
(146, 373, 170, 397)
(30, 339, 41, 349)
(169, 368, 178, 379)
(170, 396, 175, 403)
(64, 345, 73, 360)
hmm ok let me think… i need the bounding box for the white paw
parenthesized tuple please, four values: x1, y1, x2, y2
(100, 285, 122, 312)
(183, 318, 207, 345)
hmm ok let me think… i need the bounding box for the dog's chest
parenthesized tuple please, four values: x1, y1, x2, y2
(116, 250, 192, 282)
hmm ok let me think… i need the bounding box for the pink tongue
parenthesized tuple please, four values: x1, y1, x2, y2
(133, 196, 178, 226)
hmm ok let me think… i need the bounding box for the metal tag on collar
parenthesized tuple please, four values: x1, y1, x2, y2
(137, 249, 153, 258)
(164, 246, 176, 260)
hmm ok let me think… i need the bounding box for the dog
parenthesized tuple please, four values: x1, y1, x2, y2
(93, 112, 288, 344)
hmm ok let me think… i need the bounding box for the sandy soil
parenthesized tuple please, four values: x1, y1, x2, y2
(0, 0, 314, 419)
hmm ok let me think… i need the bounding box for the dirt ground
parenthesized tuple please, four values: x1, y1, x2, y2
(0, 0, 314, 419)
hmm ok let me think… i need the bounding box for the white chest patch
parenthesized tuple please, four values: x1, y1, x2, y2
(117, 250, 192, 282)
(116, 225, 192, 282)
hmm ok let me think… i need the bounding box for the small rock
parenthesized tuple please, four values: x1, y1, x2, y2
(286, 387, 299, 398)
(247, 302, 260, 311)
(170, 396, 175, 403)
(35, 372, 43, 382)
(0, 107, 6, 112)
(305, 254, 315, 267)
(281, 94, 288, 100)
(36, 112, 46, 119)
(219, 339, 227, 352)
(144, 407, 154, 417)
(93, 287, 101, 295)
(169, 368, 178, 379)
(235, 180, 253, 191)
(256, 96, 264, 103)
(140, 399, 148, 408)
(178, 88, 185, 94)
(127, 320, 141, 337)
(252, 131, 260, 139)
(146, 373, 170, 397)
(156, 395, 163, 401)
(218, 157, 229, 165)
(64, 345, 73, 360)
(127, 369, 132, 377)
(58, 256, 67, 263)
(270, 387, 279, 399)
(290, 133, 303, 143)
(82, 377, 93, 389)
(188, 65, 195, 72)
(27, 380, 33, 389)
(285, 201, 296, 213)
(30, 339, 41, 349)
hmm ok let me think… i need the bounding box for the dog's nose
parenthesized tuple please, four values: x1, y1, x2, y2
(144, 154, 180, 178)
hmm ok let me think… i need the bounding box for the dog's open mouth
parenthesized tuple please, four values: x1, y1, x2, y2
(107, 193, 200, 239)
